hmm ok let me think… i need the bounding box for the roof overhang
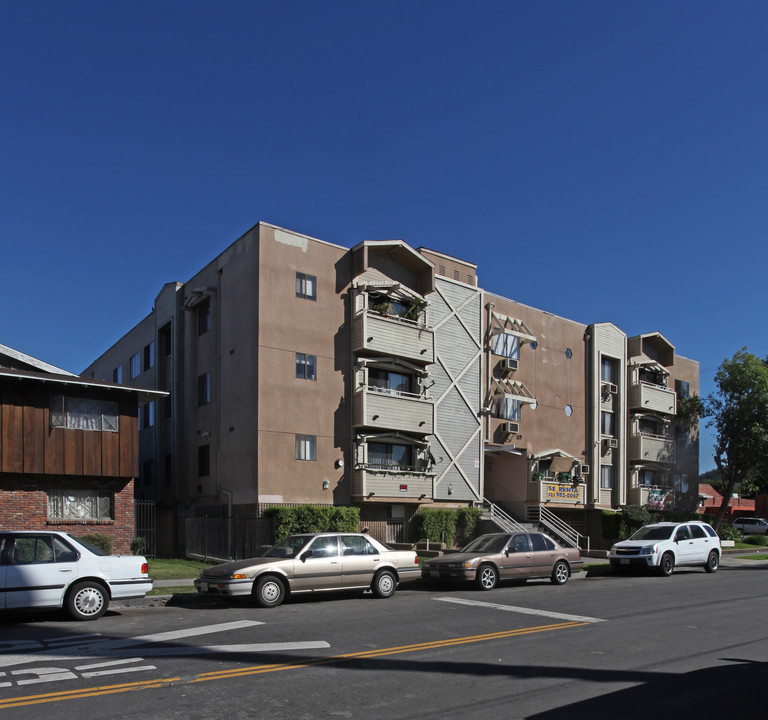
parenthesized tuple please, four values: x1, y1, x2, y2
(489, 312, 537, 344)
(492, 378, 536, 404)
(0, 369, 168, 402)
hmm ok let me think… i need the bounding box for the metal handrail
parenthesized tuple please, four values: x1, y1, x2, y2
(484, 500, 528, 534)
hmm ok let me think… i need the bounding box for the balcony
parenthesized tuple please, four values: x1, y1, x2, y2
(628, 485, 673, 509)
(353, 386, 434, 434)
(629, 382, 676, 415)
(353, 310, 434, 364)
(628, 433, 676, 465)
(352, 465, 435, 500)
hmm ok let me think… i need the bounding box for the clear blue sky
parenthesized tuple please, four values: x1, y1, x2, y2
(3, 1, 767, 471)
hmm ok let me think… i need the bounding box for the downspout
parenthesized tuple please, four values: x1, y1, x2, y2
(215, 267, 233, 558)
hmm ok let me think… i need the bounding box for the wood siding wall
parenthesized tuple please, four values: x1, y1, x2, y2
(0, 381, 138, 479)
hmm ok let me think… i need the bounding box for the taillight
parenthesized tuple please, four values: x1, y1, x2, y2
(141, 562, 148, 574)
(415, 556, 420, 564)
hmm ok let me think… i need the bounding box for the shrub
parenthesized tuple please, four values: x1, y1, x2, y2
(130, 537, 147, 555)
(455, 507, 483, 546)
(717, 524, 742, 542)
(80, 532, 113, 554)
(414, 508, 457, 546)
(744, 534, 768, 546)
(263, 505, 361, 539)
(602, 511, 623, 539)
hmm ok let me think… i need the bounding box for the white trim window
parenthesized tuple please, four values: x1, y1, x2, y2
(47, 489, 114, 520)
(296, 273, 317, 300)
(50, 397, 119, 432)
(497, 396, 521, 421)
(492, 332, 521, 359)
(600, 465, 614, 489)
(295, 434, 317, 461)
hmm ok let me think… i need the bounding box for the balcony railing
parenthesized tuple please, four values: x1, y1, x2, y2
(353, 386, 434, 434)
(628, 432, 676, 465)
(352, 464, 435, 499)
(353, 310, 434, 364)
(629, 382, 677, 415)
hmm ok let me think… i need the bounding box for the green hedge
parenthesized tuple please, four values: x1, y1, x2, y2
(79, 532, 113, 555)
(263, 505, 361, 539)
(455, 507, 483, 546)
(414, 508, 457, 546)
(744, 534, 767, 546)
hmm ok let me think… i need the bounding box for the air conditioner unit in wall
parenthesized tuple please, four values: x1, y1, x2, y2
(580, 464, 590, 475)
(601, 437, 618, 450)
(601, 381, 618, 395)
(500, 421, 519, 435)
(499, 358, 518, 374)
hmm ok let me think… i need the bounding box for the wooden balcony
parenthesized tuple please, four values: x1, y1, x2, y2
(351, 465, 435, 500)
(353, 310, 434, 364)
(628, 433, 676, 465)
(629, 382, 677, 415)
(353, 387, 434, 434)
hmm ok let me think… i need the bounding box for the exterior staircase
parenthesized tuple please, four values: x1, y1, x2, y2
(480, 498, 591, 553)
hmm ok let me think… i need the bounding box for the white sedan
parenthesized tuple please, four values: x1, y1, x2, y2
(0, 531, 153, 620)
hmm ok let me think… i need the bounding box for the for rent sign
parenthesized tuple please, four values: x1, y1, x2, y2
(545, 483, 581, 502)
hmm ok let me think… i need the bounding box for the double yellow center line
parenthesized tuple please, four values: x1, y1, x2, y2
(0, 620, 587, 709)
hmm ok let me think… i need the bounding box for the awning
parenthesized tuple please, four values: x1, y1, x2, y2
(489, 312, 537, 344)
(492, 378, 536, 404)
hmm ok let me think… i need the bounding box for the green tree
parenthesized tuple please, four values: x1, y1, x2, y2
(704, 349, 768, 529)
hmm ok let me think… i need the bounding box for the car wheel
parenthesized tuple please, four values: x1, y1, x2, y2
(658, 552, 675, 577)
(476, 564, 498, 591)
(254, 575, 285, 607)
(705, 550, 720, 573)
(551, 560, 570, 585)
(66, 581, 108, 621)
(372, 570, 397, 598)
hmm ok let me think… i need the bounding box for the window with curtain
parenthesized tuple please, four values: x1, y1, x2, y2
(368, 442, 411, 470)
(492, 332, 521, 359)
(497, 396, 521, 421)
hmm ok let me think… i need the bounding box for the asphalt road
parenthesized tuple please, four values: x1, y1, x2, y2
(2, 556, 767, 719)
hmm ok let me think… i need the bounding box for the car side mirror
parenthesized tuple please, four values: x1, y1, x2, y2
(300, 550, 313, 562)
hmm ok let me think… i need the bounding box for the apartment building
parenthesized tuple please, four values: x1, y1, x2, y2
(83, 222, 699, 550)
(0, 343, 165, 552)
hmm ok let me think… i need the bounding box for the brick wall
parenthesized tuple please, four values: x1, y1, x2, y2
(0, 476, 136, 554)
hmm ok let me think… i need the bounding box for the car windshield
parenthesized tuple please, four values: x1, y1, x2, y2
(629, 526, 674, 541)
(461, 535, 510, 553)
(264, 535, 313, 559)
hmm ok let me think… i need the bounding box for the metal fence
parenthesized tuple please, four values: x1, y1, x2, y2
(185, 516, 275, 562)
(134, 499, 157, 558)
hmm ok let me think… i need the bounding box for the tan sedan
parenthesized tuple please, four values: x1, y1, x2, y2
(421, 532, 583, 589)
(194, 532, 420, 607)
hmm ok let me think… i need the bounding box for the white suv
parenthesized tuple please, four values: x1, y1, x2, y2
(609, 521, 721, 576)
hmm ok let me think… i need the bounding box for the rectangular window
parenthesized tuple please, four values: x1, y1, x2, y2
(295, 434, 317, 461)
(296, 272, 317, 300)
(295, 353, 317, 380)
(497, 396, 521, 421)
(368, 368, 412, 394)
(491, 332, 521, 359)
(368, 441, 411, 470)
(112, 366, 122, 384)
(198, 444, 210, 476)
(601, 411, 615, 436)
(47, 489, 114, 520)
(600, 465, 614, 490)
(198, 372, 211, 405)
(143, 342, 154, 371)
(50, 397, 119, 432)
(640, 469, 656, 487)
(198, 298, 211, 335)
(142, 460, 154, 486)
(159, 322, 172, 357)
(130, 352, 141, 379)
(601, 357, 617, 384)
(138, 401, 155, 430)
(675, 425, 690, 445)
(675, 379, 690, 400)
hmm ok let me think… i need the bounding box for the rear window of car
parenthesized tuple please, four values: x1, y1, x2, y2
(530, 534, 555, 551)
(703, 525, 718, 538)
